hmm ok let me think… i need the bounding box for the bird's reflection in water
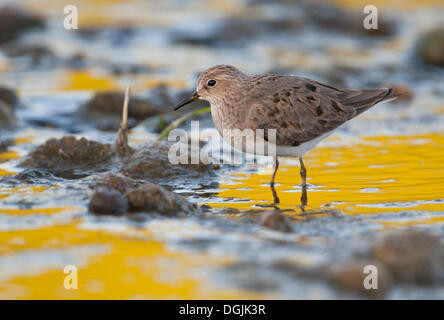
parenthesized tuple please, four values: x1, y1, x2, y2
(269, 183, 308, 211)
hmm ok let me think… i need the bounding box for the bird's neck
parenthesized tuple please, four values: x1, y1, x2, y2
(210, 94, 248, 136)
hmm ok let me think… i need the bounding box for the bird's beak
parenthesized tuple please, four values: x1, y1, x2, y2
(174, 91, 199, 111)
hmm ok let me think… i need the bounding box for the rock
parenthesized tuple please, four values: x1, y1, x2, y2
(92, 173, 136, 194)
(2, 44, 55, 66)
(127, 182, 198, 217)
(83, 91, 164, 120)
(89, 173, 199, 217)
(391, 84, 414, 103)
(0, 87, 18, 106)
(173, 17, 302, 47)
(371, 229, 444, 285)
(148, 85, 176, 107)
(110, 63, 150, 75)
(259, 210, 292, 232)
(0, 6, 44, 45)
(0, 101, 15, 128)
(78, 91, 165, 131)
(416, 29, 444, 68)
(305, 3, 396, 37)
(0, 137, 12, 152)
(4, 168, 59, 185)
(19, 137, 217, 181)
(115, 127, 133, 157)
(224, 262, 279, 291)
(0, 87, 18, 129)
(20, 136, 114, 179)
(65, 52, 87, 69)
(120, 140, 217, 182)
(326, 259, 392, 296)
(89, 187, 128, 216)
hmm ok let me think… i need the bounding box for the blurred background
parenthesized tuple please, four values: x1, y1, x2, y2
(1, 0, 444, 135)
(1, 0, 444, 300)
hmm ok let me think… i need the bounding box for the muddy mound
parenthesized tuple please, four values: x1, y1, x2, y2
(0, 101, 15, 128)
(126, 183, 198, 216)
(0, 87, 18, 128)
(416, 29, 444, 68)
(120, 140, 218, 181)
(89, 173, 199, 217)
(89, 187, 129, 216)
(305, 3, 396, 37)
(0, 87, 18, 106)
(18, 136, 217, 182)
(80, 91, 165, 131)
(325, 229, 444, 296)
(20, 136, 114, 178)
(0, 6, 44, 45)
(0, 137, 12, 153)
(371, 229, 444, 284)
(92, 172, 137, 194)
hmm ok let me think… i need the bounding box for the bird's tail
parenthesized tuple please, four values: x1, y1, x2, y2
(340, 87, 400, 116)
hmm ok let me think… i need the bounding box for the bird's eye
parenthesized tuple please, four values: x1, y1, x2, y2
(207, 79, 217, 87)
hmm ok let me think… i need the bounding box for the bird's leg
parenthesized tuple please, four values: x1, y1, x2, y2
(270, 156, 279, 186)
(301, 184, 307, 210)
(299, 157, 307, 209)
(299, 156, 307, 186)
(270, 156, 280, 204)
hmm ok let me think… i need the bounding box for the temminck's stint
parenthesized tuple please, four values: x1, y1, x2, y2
(174, 65, 397, 205)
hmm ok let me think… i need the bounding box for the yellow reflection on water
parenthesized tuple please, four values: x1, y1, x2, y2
(0, 151, 20, 161)
(333, 0, 444, 10)
(0, 186, 51, 203)
(0, 169, 16, 178)
(213, 134, 444, 215)
(59, 70, 187, 92)
(379, 216, 444, 228)
(0, 224, 268, 299)
(61, 71, 118, 91)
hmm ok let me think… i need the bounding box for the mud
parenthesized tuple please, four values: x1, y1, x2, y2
(89, 187, 129, 216)
(259, 210, 293, 232)
(326, 260, 393, 296)
(119, 140, 218, 182)
(0, 138, 12, 153)
(0, 87, 18, 128)
(19, 136, 115, 179)
(79, 92, 164, 131)
(304, 2, 396, 37)
(0, 87, 18, 107)
(174, 17, 302, 47)
(17, 133, 218, 183)
(89, 173, 199, 217)
(416, 29, 444, 68)
(2, 44, 55, 67)
(0, 101, 15, 128)
(126, 183, 199, 216)
(370, 229, 444, 284)
(0, 6, 44, 45)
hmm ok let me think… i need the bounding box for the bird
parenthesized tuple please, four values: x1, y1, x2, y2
(174, 65, 398, 205)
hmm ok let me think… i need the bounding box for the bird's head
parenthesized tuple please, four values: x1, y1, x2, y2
(174, 65, 247, 110)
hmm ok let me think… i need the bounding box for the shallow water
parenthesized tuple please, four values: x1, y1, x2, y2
(1, 0, 444, 299)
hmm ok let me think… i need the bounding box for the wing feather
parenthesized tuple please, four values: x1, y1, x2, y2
(245, 75, 396, 146)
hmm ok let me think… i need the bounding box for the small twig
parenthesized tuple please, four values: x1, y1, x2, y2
(157, 106, 211, 141)
(122, 86, 131, 129)
(115, 86, 133, 157)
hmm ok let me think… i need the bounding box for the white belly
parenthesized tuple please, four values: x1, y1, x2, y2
(218, 129, 334, 158)
(274, 131, 334, 157)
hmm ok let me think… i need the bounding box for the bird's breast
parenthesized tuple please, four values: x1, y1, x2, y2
(210, 101, 239, 135)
